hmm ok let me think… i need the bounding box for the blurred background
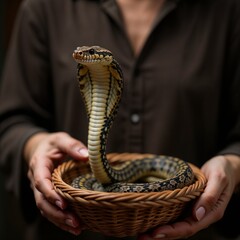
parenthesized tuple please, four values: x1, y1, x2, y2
(0, 1, 24, 239)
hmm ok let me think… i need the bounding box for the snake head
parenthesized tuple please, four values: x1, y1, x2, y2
(73, 46, 113, 65)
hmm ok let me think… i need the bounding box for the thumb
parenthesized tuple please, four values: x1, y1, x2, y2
(53, 132, 89, 161)
(193, 172, 225, 222)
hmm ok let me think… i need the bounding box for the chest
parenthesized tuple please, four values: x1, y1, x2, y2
(117, 0, 166, 56)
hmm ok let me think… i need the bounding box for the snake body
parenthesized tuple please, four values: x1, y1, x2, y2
(72, 46, 194, 192)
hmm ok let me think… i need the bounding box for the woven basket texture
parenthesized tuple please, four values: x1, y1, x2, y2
(52, 153, 206, 237)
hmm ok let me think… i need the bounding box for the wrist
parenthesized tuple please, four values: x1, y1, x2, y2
(23, 132, 49, 164)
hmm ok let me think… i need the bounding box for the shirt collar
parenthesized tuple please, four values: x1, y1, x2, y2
(100, 0, 180, 30)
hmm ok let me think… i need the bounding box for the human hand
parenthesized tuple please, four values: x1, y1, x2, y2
(138, 155, 240, 240)
(24, 132, 89, 235)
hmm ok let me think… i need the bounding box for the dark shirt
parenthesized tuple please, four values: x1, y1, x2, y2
(0, 0, 240, 239)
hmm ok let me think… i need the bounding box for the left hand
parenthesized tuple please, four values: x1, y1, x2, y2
(138, 155, 240, 240)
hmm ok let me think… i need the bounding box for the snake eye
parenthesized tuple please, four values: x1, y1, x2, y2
(89, 48, 95, 55)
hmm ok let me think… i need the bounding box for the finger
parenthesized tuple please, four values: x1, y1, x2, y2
(28, 132, 88, 210)
(138, 156, 235, 240)
(193, 167, 228, 221)
(29, 152, 67, 209)
(33, 187, 83, 235)
(145, 179, 230, 239)
(148, 216, 198, 239)
(51, 132, 89, 160)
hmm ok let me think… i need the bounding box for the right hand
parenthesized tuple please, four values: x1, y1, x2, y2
(24, 132, 89, 235)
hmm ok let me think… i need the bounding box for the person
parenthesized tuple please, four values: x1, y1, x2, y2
(0, 0, 240, 239)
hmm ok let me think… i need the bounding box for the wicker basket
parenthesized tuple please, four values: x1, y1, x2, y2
(52, 153, 206, 237)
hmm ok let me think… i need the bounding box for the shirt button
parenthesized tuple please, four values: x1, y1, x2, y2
(131, 113, 140, 124)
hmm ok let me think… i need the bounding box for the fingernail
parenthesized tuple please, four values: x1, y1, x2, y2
(196, 206, 206, 221)
(154, 233, 166, 239)
(55, 200, 63, 210)
(78, 148, 88, 157)
(66, 219, 75, 227)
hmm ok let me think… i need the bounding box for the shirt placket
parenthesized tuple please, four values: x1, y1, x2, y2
(127, 68, 144, 153)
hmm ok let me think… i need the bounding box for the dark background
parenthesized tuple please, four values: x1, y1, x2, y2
(0, 1, 24, 239)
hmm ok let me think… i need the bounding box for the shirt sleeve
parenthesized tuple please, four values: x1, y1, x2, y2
(0, 0, 52, 198)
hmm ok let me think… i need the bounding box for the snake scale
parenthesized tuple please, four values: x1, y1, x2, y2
(71, 46, 194, 193)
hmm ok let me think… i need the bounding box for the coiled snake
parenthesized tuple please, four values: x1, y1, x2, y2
(71, 46, 194, 192)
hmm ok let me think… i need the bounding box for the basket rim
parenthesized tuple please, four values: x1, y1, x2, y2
(52, 153, 207, 205)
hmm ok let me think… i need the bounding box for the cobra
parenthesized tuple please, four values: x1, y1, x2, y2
(72, 46, 194, 192)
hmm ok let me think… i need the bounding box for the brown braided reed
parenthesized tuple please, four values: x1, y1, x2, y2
(52, 153, 207, 237)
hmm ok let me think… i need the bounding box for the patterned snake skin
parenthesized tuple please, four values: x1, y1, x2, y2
(71, 46, 194, 192)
